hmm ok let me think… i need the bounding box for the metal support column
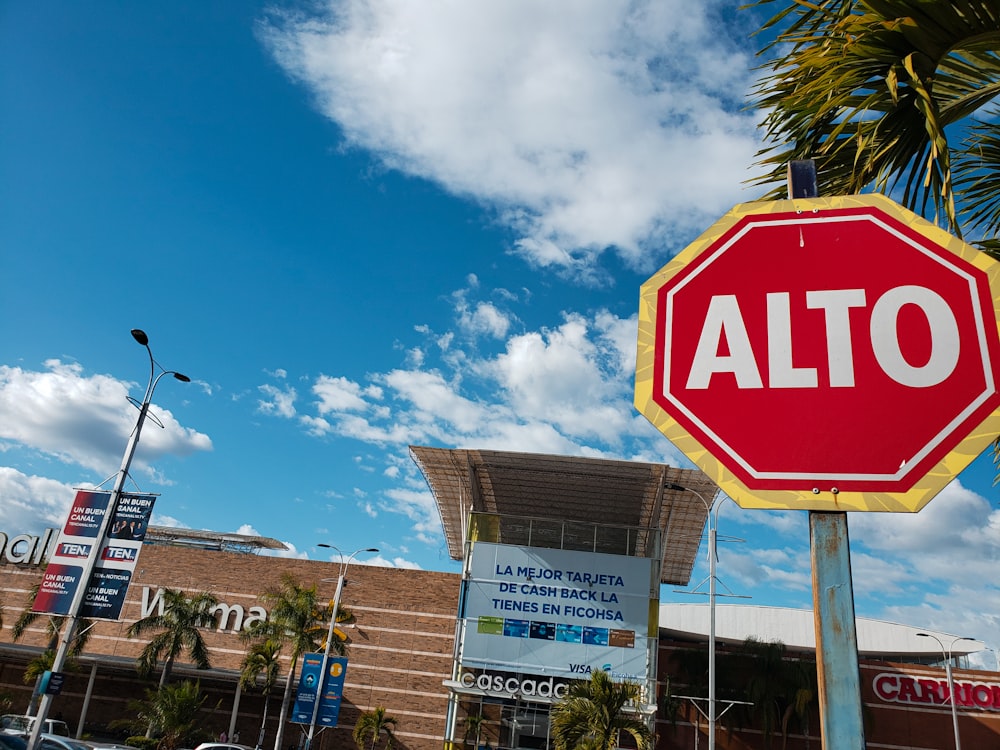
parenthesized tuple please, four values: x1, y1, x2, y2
(790, 160, 866, 749)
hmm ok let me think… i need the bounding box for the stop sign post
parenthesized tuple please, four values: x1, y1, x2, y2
(637, 187, 1000, 749)
(636, 193, 1000, 512)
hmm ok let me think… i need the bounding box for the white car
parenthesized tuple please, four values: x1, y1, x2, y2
(0, 717, 71, 739)
(37, 735, 92, 750)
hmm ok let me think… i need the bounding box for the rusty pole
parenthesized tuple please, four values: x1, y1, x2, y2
(789, 160, 866, 749)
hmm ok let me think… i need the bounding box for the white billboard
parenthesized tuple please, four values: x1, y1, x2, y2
(461, 542, 657, 682)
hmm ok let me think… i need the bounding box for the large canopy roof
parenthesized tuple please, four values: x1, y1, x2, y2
(660, 604, 986, 658)
(410, 446, 719, 585)
(144, 525, 287, 553)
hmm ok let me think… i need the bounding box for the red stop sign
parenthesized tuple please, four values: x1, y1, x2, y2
(635, 195, 1000, 512)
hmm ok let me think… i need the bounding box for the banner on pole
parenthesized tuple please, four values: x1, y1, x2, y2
(291, 654, 348, 727)
(33, 490, 156, 620)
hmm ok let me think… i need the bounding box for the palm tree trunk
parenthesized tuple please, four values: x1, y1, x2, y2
(159, 655, 174, 689)
(272, 662, 297, 750)
(256, 693, 270, 750)
(143, 655, 176, 739)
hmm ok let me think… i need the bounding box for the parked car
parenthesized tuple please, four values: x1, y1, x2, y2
(37, 735, 92, 750)
(0, 717, 71, 739)
(193, 743, 254, 750)
(0, 734, 28, 750)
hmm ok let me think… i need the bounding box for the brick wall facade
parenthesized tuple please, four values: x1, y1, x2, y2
(0, 545, 461, 750)
(4, 544, 1000, 750)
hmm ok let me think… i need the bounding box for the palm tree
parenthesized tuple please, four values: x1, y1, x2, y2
(114, 679, 211, 750)
(550, 670, 652, 750)
(713, 638, 817, 750)
(246, 574, 328, 750)
(737, 638, 794, 747)
(21, 650, 55, 688)
(779, 659, 817, 750)
(126, 588, 219, 687)
(751, 0, 1000, 255)
(462, 712, 485, 749)
(239, 638, 283, 750)
(750, 0, 1000, 467)
(12, 583, 93, 713)
(352, 707, 397, 750)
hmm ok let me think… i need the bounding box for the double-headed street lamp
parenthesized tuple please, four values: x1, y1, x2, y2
(305, 545, 378, 750)
(916, 632, 977, 750)
(666, 484, 748, 750)
(28, 329, 189, 750)
(667, 483, 721, 750)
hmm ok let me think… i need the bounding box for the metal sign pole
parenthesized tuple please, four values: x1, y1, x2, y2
(27, 331, 189, 750)
(790, 160, 866, 749)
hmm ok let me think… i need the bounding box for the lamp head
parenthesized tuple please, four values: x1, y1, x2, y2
(173, 372, 191, 383)
(131, 329, 149, 346)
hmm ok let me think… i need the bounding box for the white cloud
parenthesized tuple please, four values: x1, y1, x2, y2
(488, 314, 635, 443)
(0, 359, 212, 545)
(0, 361, 212, 479)
(849, 481, 1000, 584)
(260, 277, 685, 545)
(248, 273, 1000, 646)
(149, 513, 186, 528)
(261, 0, 764, 276)
(313, 376, 382, 413)
(261, 541, 311, 560)
(257, 383, 298, 418)
(380, 486, 444, 546)
(844, 481, 1000, 650)
(721, 545, 812, 593)
(286, 297, 645, 459)
(0, 467, 78, 536)
(458, 301, 511, 339)
(361, 554, 422, 570)
(723, 505, 808, 538)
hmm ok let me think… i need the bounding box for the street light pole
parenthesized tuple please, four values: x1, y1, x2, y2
(304, 545, 378, 750)
(916, 632, 976, 750)
(987, 646, 1000, 672)
(667, 484, 719, 750)
(27, 329, 189, 750)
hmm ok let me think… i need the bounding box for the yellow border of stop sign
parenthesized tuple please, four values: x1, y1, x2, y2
(635, 193, 1000, 512)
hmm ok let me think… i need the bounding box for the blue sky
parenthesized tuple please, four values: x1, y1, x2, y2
(2, 2, 998, 668)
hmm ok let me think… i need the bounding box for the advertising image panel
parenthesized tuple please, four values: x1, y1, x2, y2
(461, 542, 657, 683)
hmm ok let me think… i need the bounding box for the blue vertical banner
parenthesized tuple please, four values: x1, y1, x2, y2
(317, 656, 348, 727)
(82, 492, 157, 619)
(291, 654, 322, 723)
(292, 655, 348, 726)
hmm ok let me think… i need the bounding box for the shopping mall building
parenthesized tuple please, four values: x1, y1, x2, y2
(1, 447, 998, 750)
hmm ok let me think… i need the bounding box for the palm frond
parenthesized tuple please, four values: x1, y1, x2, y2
(750, 0, 1000, 241)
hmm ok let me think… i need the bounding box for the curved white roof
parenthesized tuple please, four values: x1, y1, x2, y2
(660, 603, 983, 658)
